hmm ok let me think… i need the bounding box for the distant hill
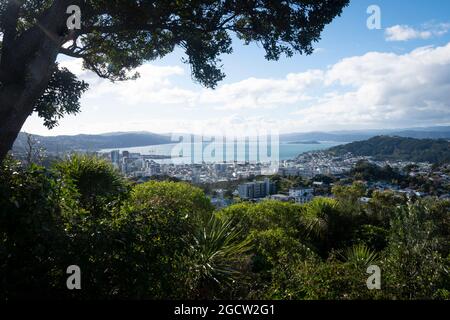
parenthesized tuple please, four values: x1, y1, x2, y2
(13, 132, 173, 154)
(281, 131, 372, 143)
(287, 140, 321, 145)
(328, 136, 450, 163)
(280, 126, 450, 143)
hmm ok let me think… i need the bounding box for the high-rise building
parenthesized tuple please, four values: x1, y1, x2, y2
(238, 183, 254, 199)
(238, 178, 276, 199)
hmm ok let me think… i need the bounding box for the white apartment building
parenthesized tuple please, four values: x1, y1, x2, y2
(289, 188, 314, 204)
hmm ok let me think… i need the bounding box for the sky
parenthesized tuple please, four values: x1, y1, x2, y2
(23, 0, 450, 136)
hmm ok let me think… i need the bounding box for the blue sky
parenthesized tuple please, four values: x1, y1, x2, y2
(23, 0, 450, 136)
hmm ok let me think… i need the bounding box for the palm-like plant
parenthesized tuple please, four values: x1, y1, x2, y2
(304, 197, 338, 240)
(187, 214, 253, 298)
(342, 244, 379, 267)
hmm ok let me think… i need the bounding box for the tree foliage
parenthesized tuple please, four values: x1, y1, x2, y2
(34, 65, 89, 129)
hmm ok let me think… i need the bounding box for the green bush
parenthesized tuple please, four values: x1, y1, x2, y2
(381, 202, 449, 299)
(0, 158, 79, 299)
(55, 154, 129, 212)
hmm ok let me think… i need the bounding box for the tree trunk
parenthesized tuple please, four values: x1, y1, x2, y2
(0, 83, 43, 161)
(0, 46, 60, 162)
(0, 0, 75, 162)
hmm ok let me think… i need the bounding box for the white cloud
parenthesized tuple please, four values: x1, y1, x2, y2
(385, 25, 432, 41)
(24, 42, 450, 135)
(293, 43, 450, 129)
(385, 23, 450, 42)
(197, 70, 323, 110)
(59, 59, 323, 111)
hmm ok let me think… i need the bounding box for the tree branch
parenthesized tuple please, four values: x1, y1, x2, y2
(59, 47, 87, 58)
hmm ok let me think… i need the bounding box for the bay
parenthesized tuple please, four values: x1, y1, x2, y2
(101, 141, 343, 163)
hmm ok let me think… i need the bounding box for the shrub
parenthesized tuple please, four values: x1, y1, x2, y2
(55, 154, 129, 212)
(0, 158, 79, 299)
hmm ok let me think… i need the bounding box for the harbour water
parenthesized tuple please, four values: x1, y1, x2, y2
(101, 141, 344, 163)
